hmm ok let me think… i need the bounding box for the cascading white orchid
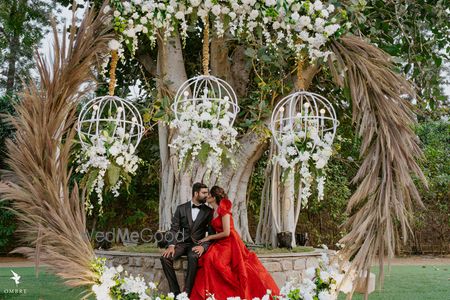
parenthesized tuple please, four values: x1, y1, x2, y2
(108, 0, 349, 61)
(76, 128, 142, 215)
(272, 118, 334, 207)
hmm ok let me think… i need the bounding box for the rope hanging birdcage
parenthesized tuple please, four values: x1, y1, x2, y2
(171, 16, 239, 124)
(77, 49, 144, 149)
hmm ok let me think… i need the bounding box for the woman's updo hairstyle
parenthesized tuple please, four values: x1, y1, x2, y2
(210, 186, 227, 204)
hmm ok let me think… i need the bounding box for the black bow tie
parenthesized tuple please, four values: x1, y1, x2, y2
(192, 203, 203, 209)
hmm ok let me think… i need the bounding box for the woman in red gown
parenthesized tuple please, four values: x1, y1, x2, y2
(190, 186, 280, 300)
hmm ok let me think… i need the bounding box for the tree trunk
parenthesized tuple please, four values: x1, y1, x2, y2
(157, 33, 189, 231)
(256, 64, 320, 247)
(156, 33, 266, 241)
(5, 0, 22, 93)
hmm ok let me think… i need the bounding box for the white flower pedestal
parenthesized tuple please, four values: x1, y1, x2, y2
(355, 271, 376, 294)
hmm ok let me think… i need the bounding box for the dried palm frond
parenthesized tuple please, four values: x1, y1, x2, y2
(328, 35, 427, 296)
(0, 4, 112, 288)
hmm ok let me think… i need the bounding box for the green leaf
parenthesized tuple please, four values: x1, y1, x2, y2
(244, 48, 256, 58)
(153, 110, 166, 120)
(85, 169, 100, 193)
(433, 56, 442, 67)
(198, 143, 211, 164)
(107, 163, 121, 187)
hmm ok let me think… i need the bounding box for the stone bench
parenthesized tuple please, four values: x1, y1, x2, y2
(96, 249, 328, 292)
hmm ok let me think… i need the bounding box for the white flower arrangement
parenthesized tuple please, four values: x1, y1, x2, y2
(91, 257, 277, 300)
(108, 0, 348, 61)
(169, 91, 238, 181)
(91, 258, 158, 300)
(273, 117, 334, 207)
(76, 125, 141, 215)
(278, 250, 355, 300)
(91, 252, 354, 300)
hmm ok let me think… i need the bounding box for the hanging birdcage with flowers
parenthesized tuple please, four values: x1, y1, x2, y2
(169, 17, 240, 181)
(75, 47, 144, 215)
(271, 90, 339, 206)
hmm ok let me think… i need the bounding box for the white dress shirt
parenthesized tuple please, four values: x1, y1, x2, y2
(190, 201, 200, 222)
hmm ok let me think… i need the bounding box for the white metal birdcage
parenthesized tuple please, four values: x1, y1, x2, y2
(270, 91, 339, 152)
(77, 96, 144, 149)
(171, 75, 239, 125)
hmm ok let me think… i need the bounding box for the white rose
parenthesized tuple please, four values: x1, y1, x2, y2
(125, 28, 136, 38)
(272, 21, 281, 30)
(313, 0, 324, 11)
(116, 156, 124, 166)
(298, 15, 311, 27)
(135, 24, 143, 32)
(113, 10, 120, 17)
(109, 145, 120, 156)
(291, 11, 300, 21)
(108, 39, 121, 51)
(265, 0, 276, 6)
(140, 16, 148, 24)
(212, 5, 221, 16)
(197, 8, 207, 19)
(190, 0, 201, 7)
(327, 4, 335, 13)
(249, 9, 259, 20)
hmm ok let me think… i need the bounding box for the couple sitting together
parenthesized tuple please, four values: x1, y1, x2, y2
(160, 183, 280, 299)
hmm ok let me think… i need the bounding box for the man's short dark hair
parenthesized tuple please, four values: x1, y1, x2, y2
(192, 182, 208, 197)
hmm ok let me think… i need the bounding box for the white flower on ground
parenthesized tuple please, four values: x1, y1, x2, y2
(305, 267, 316, 279)
(318, 290, 333, 300)
(176, 292, 189, 300)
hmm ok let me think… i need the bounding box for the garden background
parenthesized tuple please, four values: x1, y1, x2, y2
(0, 0, 448, 257)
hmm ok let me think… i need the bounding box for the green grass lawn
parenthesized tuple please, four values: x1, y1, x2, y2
(0, 265, 448, 299)
(0, 267, 89, 300)
(338, 265, 450, 300)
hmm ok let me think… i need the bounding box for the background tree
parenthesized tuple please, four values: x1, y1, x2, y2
(0, 0, 53, 253)
(0, 0, 54, 93)
(347, 0, 450, 113)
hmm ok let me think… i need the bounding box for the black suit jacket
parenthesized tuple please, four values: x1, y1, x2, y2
(167, 201, 214, 251)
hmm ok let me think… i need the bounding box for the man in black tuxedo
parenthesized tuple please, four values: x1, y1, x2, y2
(160, 182, 214, 296)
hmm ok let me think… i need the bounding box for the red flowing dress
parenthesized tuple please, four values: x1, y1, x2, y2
(190, 198, 280, 300)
